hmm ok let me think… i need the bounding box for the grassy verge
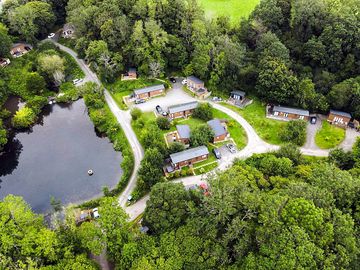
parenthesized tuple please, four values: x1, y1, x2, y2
(194, 162, 219, 175)
(221, 100, 286, 145)
(57, 37, 77, 51)
(315, 121, 345, 149)
(198, 0, 260, 25)
(212, 108, 248, 149)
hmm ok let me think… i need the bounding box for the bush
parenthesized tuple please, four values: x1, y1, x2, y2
(131, 108, 142, 120)
(193, 102, 213, 121)
(280, 120, 307, 146)
(12, 107, 36, 129)
(168, 142, 185, 154)
(190, 124, 214, 147)
(181, 169, 187, 177)
(26, 96, 48, 114)
(276, 143, 303, 165)
(156, 116, 170, 130)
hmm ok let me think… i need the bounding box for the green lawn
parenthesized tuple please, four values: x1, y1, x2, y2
(194, 162, 219, 175)
(212, 108, 248, 149)
(198, 0, 260, 24)
(105, 78, 165, 110)
(221, 100, 286, 145)
(315, 121, 346, 149)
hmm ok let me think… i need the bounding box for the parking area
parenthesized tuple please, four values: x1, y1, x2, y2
(132, 79, 196, 112)
(215, 144, 238, 165)
(303, 114, 325, 150)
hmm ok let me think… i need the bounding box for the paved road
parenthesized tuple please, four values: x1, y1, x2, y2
(52, 41, 144, 207)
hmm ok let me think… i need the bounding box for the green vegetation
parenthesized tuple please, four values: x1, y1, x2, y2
(198, 0, 260, 23)
(106, 78, 165, 110)
(280, 120, 307, 146)
(222, 101, 286, 145)
(213, 108, 247, 149)
(12, 107, 36, 129)
(315, 121, 345, 149)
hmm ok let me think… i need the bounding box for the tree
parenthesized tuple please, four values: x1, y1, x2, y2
(276, 143, 303, 165)
(329, 148, 355, 170)
(26, 72, 46, 94)
(280, 120, 307, 146)
(131, 108, 142, 120)
(0, 23, 12, 57)
(193, 103, 213, 121)
(256, 31, 290, 63)
(190, 124, 214, 147)
(138, 148, 164, 191)
(37, 54, 65, 85)
(12, 107, 36, 129)
(143, 182, 191, 234)
(7, 1, 55, 42)
(256, 57, 298, 104)
(156, 117, 170, 130)
(0, 120, 7, 151)
(77, 222, 105, 255)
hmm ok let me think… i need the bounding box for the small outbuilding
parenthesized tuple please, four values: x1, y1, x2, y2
(0, 58, 10, 67)
(10, 43, 32, 58)
(269, 105, 310, 121)
(122, 68, 137, 80)
(62, 23, 75, 38)
(230, 90, 246, 101)
(207, 119, 228, 143)
(176, 125, 191, 145)
(327, 110, 351, 128)
(133, 84, 165, 99)
(168, 101, 198, 119)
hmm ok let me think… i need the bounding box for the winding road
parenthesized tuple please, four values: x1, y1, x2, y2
(53, 41, 333, 221)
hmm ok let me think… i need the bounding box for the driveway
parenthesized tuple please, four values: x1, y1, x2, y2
(340, 128, 360, 151)
(303, 114, 324, 150)
(132, 80, 195, 112)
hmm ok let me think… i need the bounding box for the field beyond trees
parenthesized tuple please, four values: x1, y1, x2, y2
(198, 0, 260, 23)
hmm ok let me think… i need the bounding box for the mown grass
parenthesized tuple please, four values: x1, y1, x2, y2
(315, 121, 345, 149)
(198, 0, 260, 24)
(221, 100, 286, 145)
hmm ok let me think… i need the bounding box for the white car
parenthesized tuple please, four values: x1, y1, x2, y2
(48, 33, 55, 39)
(92, 208, 100, 219)
(181, 79, 187, 85)
(72, 78, 83, 85)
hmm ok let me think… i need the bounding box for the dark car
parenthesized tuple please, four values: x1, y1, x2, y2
(135, 99, 145, 104)
(310, 117, 317, 124)
(169, 77, 176, 83)
(213, 148, 222, 159)
(156, 105, 163, 114)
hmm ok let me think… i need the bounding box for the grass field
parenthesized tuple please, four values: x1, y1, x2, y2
(221, 100, 286, 145)
(198, 0, 260, 24)
(315, 121, 345, 149)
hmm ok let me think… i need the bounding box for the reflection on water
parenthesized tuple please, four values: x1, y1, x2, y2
(0, 99, 123, 213)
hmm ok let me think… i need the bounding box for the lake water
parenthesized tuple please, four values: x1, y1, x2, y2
(0, 99, 123, 213)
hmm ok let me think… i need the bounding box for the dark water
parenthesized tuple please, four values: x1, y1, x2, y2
(0, 99, 123, 213)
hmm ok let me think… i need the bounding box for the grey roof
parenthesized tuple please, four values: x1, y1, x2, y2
(207, 119, 227, 137)
(330, 110, 351, 118)
(134, 84, 165, 95)
(176, 125, 190, 139)
(128, 68, 136, 73)
(231, 90, 246, 97)
(187, 75, 204, 84)
(168, 101, 198, 114)
(170, 146, 209, 164)
(273, 105, 309, 117)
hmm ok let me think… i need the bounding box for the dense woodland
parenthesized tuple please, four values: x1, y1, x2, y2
(1, 0, 360, 269)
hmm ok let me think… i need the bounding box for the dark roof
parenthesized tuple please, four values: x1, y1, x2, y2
(170, 146, 209, 164)
(168, 101, 198, 114)
(187, 75, 204, 84)
(207, 119, 227, 137)
(176, 125, 190, 139)
(330, 110, 351, 118)
(273, 105, 309, 117)
(128, 68, 136, 73)
(134, 84, 165, 95)
(231, 90, 246, 97)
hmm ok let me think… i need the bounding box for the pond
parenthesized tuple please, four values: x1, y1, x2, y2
(0, 99, 123, 213)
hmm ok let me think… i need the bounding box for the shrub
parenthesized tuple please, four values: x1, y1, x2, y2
(26, 96, 48, 114)
(12, 107, 36, 129)
(174, 171, 181, 178)
(168, 142, 185, 154)
(280, 120, 307, 146)
(190, 124, 214, 147)
(181, 169, 187, 177)
(156, 116, 170, 130)
(131, 108, 142, 120)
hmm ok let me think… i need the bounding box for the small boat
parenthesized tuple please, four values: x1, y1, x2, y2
(88, 169, 94, 176)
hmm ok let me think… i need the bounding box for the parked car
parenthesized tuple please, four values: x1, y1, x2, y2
(161, 111, 168, 116)
(135, 99, 145, 104)
(213, 148, 222, 159)
(48, 33, 55, 39)
(181, 79, 187, 85)
(72, 78, 83, 85)
(226, 143, 236, 154)
(156, 105, 163, 114)
(92, 208, 100, 219)
(169, 77, 176, 83)
(310, 117, 317, 124)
